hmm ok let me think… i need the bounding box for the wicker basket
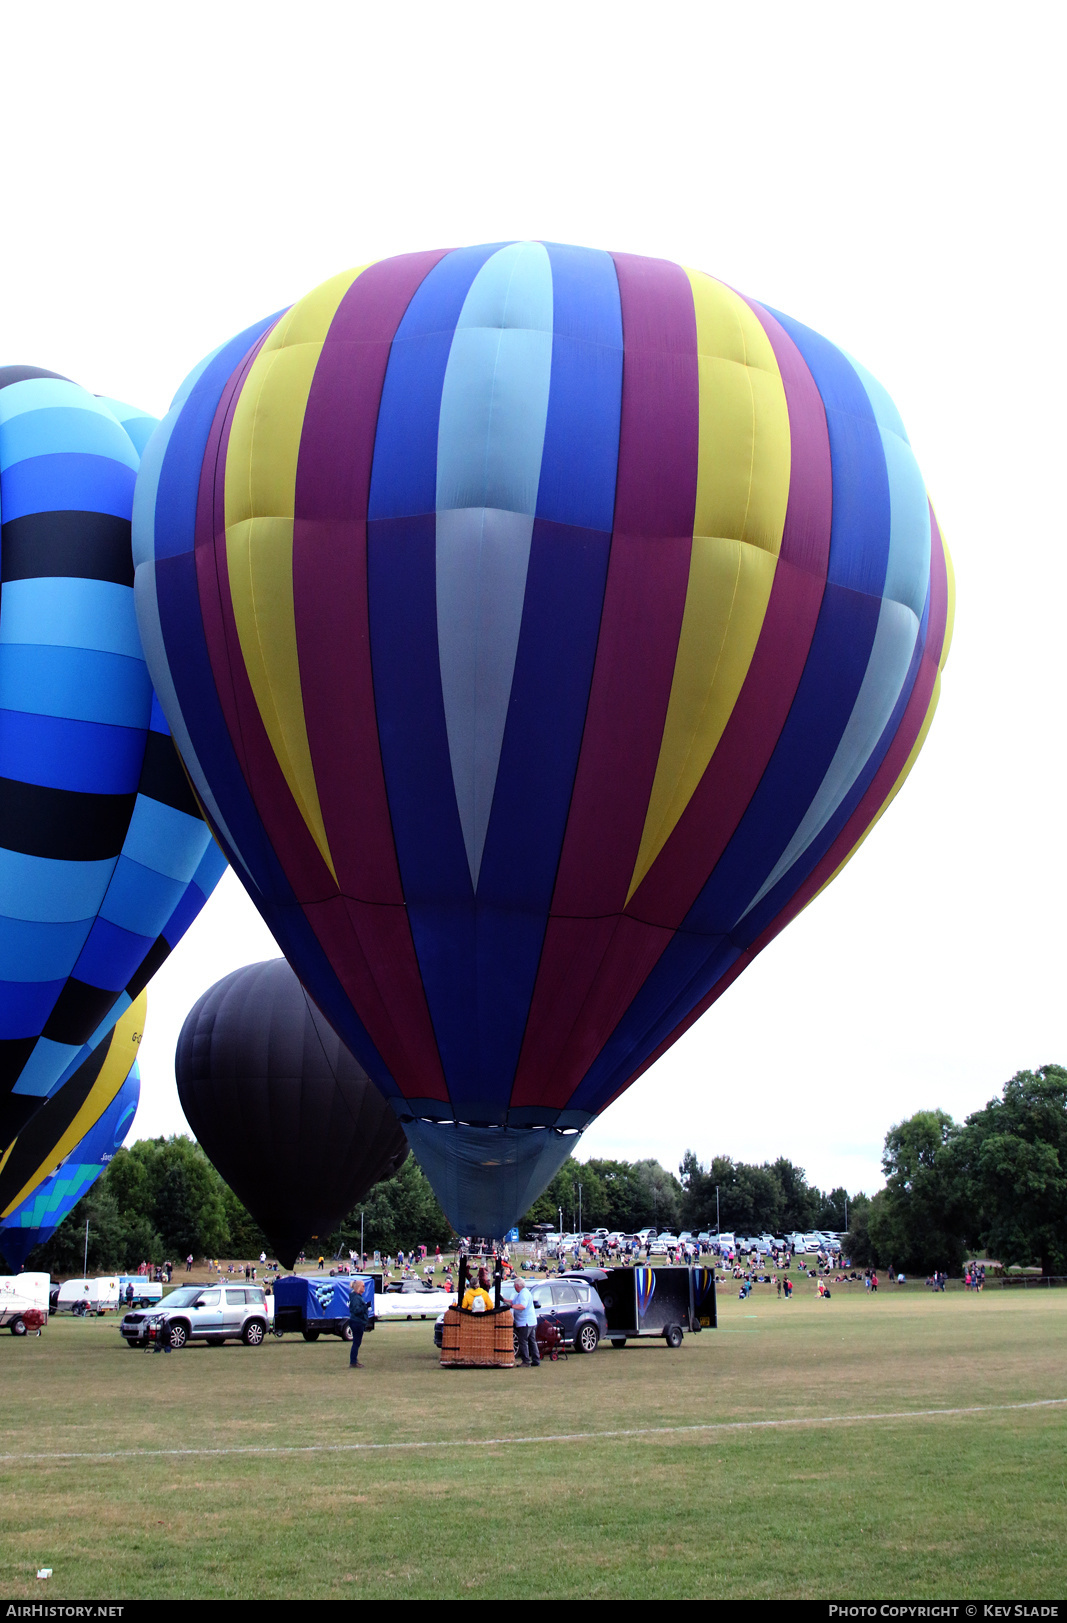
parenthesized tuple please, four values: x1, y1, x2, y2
(440, 1306, 515, 1367)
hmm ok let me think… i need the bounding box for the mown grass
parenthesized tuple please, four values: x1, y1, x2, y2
(1, 1283, 1064, 1599)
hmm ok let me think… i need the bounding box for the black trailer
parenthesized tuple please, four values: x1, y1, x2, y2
(581, 1265, 716, 1349)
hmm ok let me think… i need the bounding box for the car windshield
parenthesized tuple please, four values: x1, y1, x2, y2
(161, 1288, 200, 1308)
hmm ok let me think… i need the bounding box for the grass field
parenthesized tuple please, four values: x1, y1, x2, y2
(1, 1280, 1064, 1600)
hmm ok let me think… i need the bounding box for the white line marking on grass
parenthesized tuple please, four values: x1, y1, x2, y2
(2, 1397, 1065, 1467)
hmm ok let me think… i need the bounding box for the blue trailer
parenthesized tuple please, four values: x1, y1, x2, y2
(272, 1273, 380, 1342)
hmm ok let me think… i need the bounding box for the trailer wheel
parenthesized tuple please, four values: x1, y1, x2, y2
(664, 1324, 683, 1349)
(610, 1338, 626, 1349)
(10, 1316, 26, 1336)
(342, 1323, 354, 1342)
(302, 1329, 320, 1342)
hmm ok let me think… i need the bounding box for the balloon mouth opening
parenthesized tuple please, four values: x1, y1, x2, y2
(391, 1104, 591, 1133)
(400, 1118, 585, 1239)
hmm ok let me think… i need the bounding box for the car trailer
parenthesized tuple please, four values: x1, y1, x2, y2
(272, 1273, 382, 1341)
(575, 1265, 716, 1349)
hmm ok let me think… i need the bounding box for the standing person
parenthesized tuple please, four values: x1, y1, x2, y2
(347, 1279, 371, 1368)
(511, 1274, 541, 1368)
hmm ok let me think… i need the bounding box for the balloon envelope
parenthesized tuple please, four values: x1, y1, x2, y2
(0, 996, 143, 1269)
(0, 369, 227, 1148)
(134, 244, 953, 1237)
(175, 958, 409, 1268)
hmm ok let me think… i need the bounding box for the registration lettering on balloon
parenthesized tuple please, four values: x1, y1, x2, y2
(133, 244, 953, 1239)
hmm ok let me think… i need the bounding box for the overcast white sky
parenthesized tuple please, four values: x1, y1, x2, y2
(6, 3, 1062, 1197)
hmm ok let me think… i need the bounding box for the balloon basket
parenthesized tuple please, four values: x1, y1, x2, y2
(440, 1307, 515, 1368)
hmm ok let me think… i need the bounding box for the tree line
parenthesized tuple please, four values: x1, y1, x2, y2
(5, 1137, 459, 1275)
(522, 1152, 860, 1239)
(844, 1066, 1067, 1276)
(9, 1064, 1063, 1278)
(9, 1137, 859, 1275)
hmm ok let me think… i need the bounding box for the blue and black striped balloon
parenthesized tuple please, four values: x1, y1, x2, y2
(0, 365, 226, 1147)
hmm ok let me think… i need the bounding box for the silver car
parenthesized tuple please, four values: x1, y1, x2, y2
(118, 1284, 269, 1349)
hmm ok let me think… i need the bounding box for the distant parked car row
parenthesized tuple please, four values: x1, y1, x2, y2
(531, 1228, 845, 1257)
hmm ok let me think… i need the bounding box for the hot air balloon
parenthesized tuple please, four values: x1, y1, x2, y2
(0, 368, 227, 1148)
(133, 243, 954, 1237)
(0, 994, 143, 1269)
(175, 958, 409, 1268)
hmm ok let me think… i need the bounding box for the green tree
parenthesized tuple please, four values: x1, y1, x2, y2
(772, 1158, 822, 1232)
(813, 1185, 851, 1233)
(104, 1143, 153, 1218)
(331, 1155, 453, 1256)
(868, 1108, 965, 1275)
(679, 1153, 783, 1235)
(220, 1184, 269, 1261)
(842, 1190, 875, 1265)
(947, 1066, 1067, 1276)
(583, 1160, 646, 1231)
(631, 1158, 681, 1231)
(521, 1156, 681, 1233)
(149, 1138, 229, 1259)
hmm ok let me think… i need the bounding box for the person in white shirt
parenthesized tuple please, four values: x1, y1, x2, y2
(511, 1275, 540, 1367)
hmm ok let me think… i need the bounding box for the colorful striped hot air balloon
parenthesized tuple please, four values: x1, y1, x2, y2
(0, 994, 143, 1270)
(0, 368, 227, 1149)
(133, 243, 953, 1236)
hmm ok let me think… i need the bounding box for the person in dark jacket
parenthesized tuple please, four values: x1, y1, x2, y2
(348, 1279, 370, 1368)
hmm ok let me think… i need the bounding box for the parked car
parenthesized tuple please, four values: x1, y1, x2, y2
(118, 1284, 271, 1349)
